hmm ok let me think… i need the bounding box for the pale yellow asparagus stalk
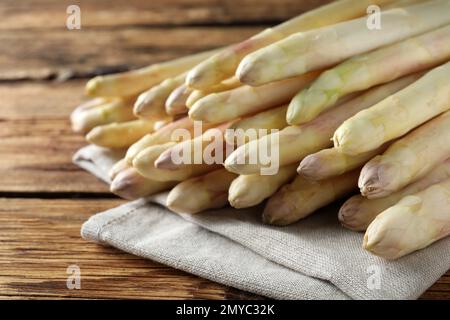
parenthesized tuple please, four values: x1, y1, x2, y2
(109, 158, 129, 181)
(334, 62, 450, 155)
(110, 166, 176, 200)
(167, 168, 237, 214)
(237, 0, 450, 86)
(154, 122, 233, 170)
(225, 74, 420, 175)
(133, 142, 219, 182)
(224, 105, 288, 146)
(186, 0, 395, 90)
(263, 169, 359, 226)
(133, 73, 185, 119)
(86, 48, 221, 97)
(165, 83, 192, 116)
(71, 98, 109, 121)
(359, 111, 450, 199)
(125, 116, 196, 164)
(189, 72, 318, 124)
(363, 178, 450, 260)
(288, 25, 450, 125)
(86, 119, 156, 149)
(70, 97, 135, 134)
(298, 144, 390, 180)
(339, 159, 450, 231)
(153, 119, 172, 131)
(186, 90, 206, 109)
(186, 77, 242, 109)
(228, 164, 297, 209)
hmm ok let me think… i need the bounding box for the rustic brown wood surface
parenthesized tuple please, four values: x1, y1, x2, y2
(0, 0, 448, 300)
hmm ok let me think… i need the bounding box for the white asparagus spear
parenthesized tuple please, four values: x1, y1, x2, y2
(237, 0, 450, 86)
(186, 0, 396, 90)
(109, 159, 129, 181)
(189, 72, 319, 124)
(298, 144, 389, 180)
(225, 73, 420, 175)
(186, 77, 241, 109)
(334, 61, 450, 155)
(70, 98, 109, 121)
(133, 142, 220, 182)
(133, 73, 185, 119)
(86, 119, 156, 149)
(167, 168, 238, 214)
(125, 117, 197, 164)
(363, 178, 450, 259)
(86, 48, 221, 97)
(224, 105, 288, 146)
(153, 119, 172, 131)
(228, 164, 297, 209)
(70, 97, 136, 134)
(340, 159, 450, 231)
(263, 169, 359, 226)
(288, 25, 450, 124)
(110, 166, 176, 200)
(359, 110, 450, 198)
(165, 83, 192, 116)
(154, 122, 233, 170)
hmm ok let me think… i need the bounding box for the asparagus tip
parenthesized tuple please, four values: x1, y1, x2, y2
(228, 195, 248, 209)
(110, 168, 145, 200)
(166, 191, 193, 214)
(362, 219, 385, 252)
(235, 58, 255, 85)
(85, 77, 101, 96)
(297, 155, 320, 179)
(262, 196, 294, 226)
(359, 159, 393, 198)
(338, 200, 364, 231)
(133, 94, 147, 116)
(85, 126, 100, 144)
(154, 150, 180, 170)
(185, 70, 199, 88)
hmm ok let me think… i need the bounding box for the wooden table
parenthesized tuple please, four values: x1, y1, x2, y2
(1, 0, 448, 300)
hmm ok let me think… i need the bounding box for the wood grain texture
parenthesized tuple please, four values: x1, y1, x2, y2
(0, 26, 260, 81)
(0, 0, 331, 29)
(0, 80, 108, 193)
(0, 197, 447, 299)
(0, 80, 86, 120)
(1, 0, 448, 300)
(0, 119, 109, 193)
(0, 198, 259, 299)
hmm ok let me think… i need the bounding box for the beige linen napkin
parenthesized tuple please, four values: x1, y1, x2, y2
(75, 145, 450, 299)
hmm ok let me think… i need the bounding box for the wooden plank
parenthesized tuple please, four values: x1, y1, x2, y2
(0, 80, 87, 120)
(0, 26, 261, 81)
(0, 80, 109, 193)
(0, 80, 106, 193)
(0, 119, 109, 193)
(0, 197, 447, 299)
(0, 198, 259, 299)
(0, 0, 331, 29)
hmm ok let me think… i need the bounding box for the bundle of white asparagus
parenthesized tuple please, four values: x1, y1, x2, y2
(71, 0, 450, 260)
